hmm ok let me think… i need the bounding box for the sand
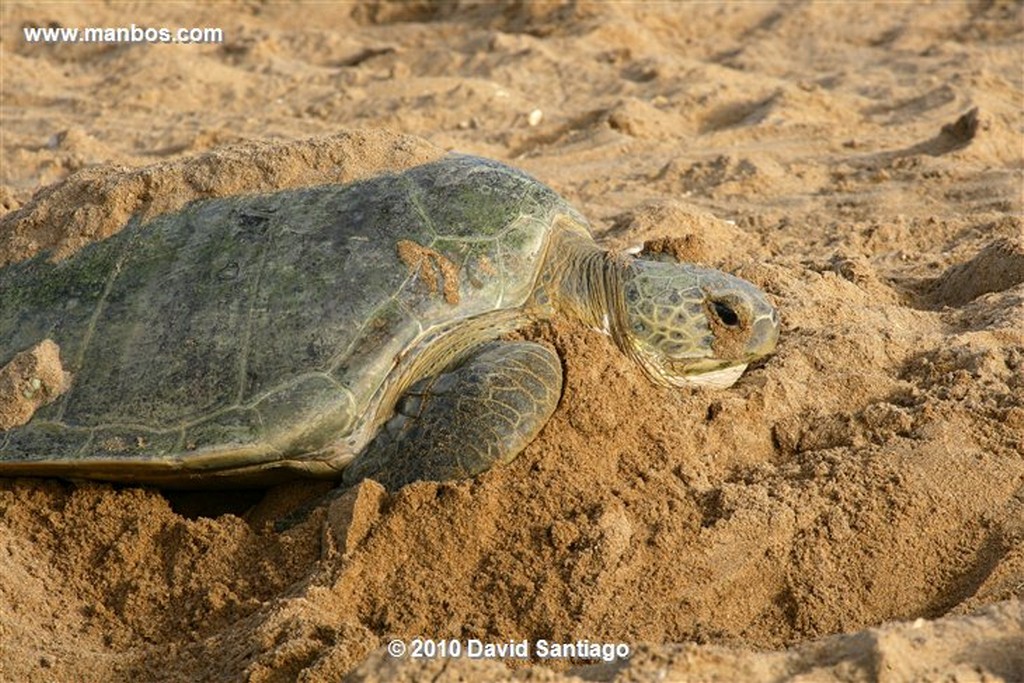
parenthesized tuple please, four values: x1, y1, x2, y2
(1, 2, 1022, 681)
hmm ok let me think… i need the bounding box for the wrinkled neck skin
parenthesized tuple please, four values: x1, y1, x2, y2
(533, 226, 638, 363)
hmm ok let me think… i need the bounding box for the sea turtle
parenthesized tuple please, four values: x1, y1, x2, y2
(0, 155, 779, 490)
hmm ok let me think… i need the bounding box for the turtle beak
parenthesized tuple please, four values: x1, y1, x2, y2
(631, 343, 745, 390)
(747, 308, 780, 358)
(680, 364, 748, 389)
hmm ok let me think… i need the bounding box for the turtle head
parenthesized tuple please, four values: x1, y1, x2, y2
(616, 259, 779, 389)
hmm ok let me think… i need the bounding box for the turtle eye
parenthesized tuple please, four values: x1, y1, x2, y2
(712, 300, 739, 327)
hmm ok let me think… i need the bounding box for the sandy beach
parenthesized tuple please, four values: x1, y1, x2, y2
(1, 2, 1022, 681)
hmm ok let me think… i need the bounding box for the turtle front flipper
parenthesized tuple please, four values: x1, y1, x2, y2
(344, 341, 562, 490)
